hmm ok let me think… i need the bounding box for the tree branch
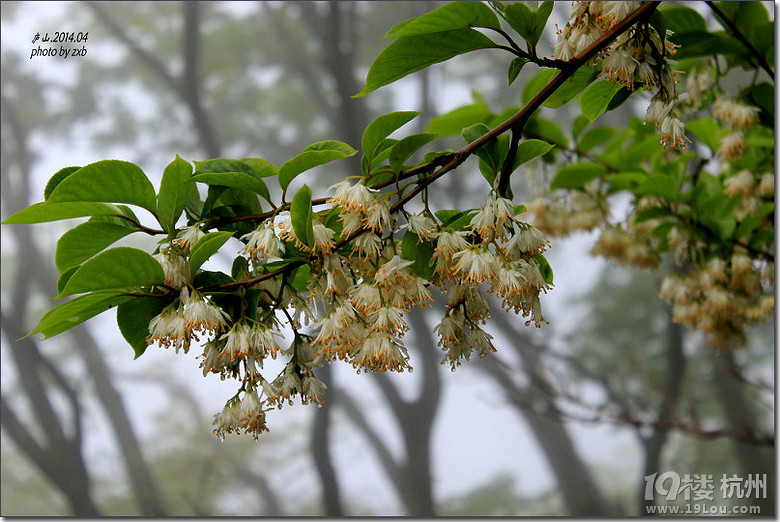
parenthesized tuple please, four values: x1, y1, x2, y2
(705, 1, 774, 81)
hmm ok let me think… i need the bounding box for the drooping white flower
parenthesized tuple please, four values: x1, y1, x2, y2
(241, 222, 284, 261)
(172, 224, 205, 250)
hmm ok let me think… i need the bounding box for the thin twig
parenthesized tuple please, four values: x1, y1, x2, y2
(705, 1, 774, 81)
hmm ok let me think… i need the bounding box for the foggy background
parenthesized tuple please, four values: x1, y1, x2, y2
(1, 1, 774, 516)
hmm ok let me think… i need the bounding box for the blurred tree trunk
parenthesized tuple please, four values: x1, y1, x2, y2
(483, 312, 613, 516)
(337, 309, 442, 515)
(637, 309, 685, 516)
(1, 95, 167, 516)
(711, 350, 775, 516)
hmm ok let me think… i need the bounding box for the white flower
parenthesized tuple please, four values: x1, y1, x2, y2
(374, 255, 415, 286)
(724, 170, 755, 197)
(453, 247, 499, 285)
(363, 201, 391, 233)
(506, 226, 549, 256)
(658, 116, 689, 149)
(354, 232, 382, 259)
(183, 290, 229, 335)
(301, 375, 327, 405)
(148, 305, 191, 353)
(241, 223, 284, 260)
(172, 224, 204, 250)
(718, 132, 745, 162)
(311, 223, 336, 255)
(221, 322, 253, 361)
(404, 213, 439, 241)
(713, 98, 759, 130)
(353, 332, 410, 372)
(154, 251, 189, 290)
(369, 305, 408, 335)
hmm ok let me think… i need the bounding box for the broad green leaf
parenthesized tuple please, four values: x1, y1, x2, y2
(578, 127, 617, 153)
(279, 143, 357, 191)
(551, 163, 607, 190)
(686, 117, 727, 151)
(3, 201, 124, 224)
(607, 171, 648, 192)
(47, 160, 157, 213)
(401, 231, 436, 280)
(544, 65, 600, 108)
(535, 253, 553, 285)
(193, 157, 271, 202)
(424, 103, 491, 137)
(57, 266, 79, 296)
(532, 2, 554, 46)
(385, 1, 501, 38)
(239, 157, 278, 178)
(508, 57, 529, 85)
(117, 296, 175, 359)
(44, 166, 81, 200)
(56, 221, 137, 273)
(304, 140, 358, 156)
(290, 184, 314, 247)
(355, 29, 496, 97)
(192, 172, 270, 201)
(362, 111, 420, 161)
(59, 247, 165, 298)
(670, 31, 745, 60)
(636, 175, 679, 201)
(633, 206, 675, 223)
(522, 68, 557, 104)
(389, 133, 438, 172)
(659, 6, 707, 33)
(29, 291, 130, 339)
(525, 116, 569, 148)
(513, 139, 555, 168)
(581, 80, 624, 122)
(502, 2, 535, 42)
(157, 155, 193, 233)
(189, 231, 234, 276)
(462, 124, 507, 187)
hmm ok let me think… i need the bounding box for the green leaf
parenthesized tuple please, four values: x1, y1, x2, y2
(462, 123, 507, 187)
(3, 201, 128, 224)
(55, 222, 137, 273)
(522, 68, 557, 104)
(58, 247, 165, 298)
(385, 1, 501, 38)
(508, 57, 529, 85)
(401, 231, 436, 279)
(659, 5, 707, 33)
(532, 2, 554, 46)
(633, 206, 675, 223)
(578, 126, 617, 153)
(28, 291, 130, 339)
(47, 160, 158, 213)
(290, 184, 314, 247)
(525, 116, 569, 148)
(362, 111, 420, 161)
(607, 170, 648, 192)
(686, 117, 727, 151)
(157, 155, 193, 233)
(239, 157, 278, 178)
(279, 142, 357, 190)
(44, 166, 81, 200)
(189, 231, 234, 276)
(502, 2, 535, 43)
(513, 139, 555, 168)
(192, 172, 270, 201)
(581, 80, 624, 122)
(544, 65, 600, 108)
(57, 266, 79, 296)
(355, 29, 496, 97)
(551, 163, 607, 190)
(636, 175, 679, 201)
(117, 296, 175, 359)
(389, 133, 438, 172)
(670, 31, 745, 60)
(424, 103, 491, 137)
(535, 253, 553, 285)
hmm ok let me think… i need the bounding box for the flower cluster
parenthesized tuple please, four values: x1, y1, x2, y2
(555, 1, 689, 149)
(712, 97, 761, 163)
(660, 255, 774, 350)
